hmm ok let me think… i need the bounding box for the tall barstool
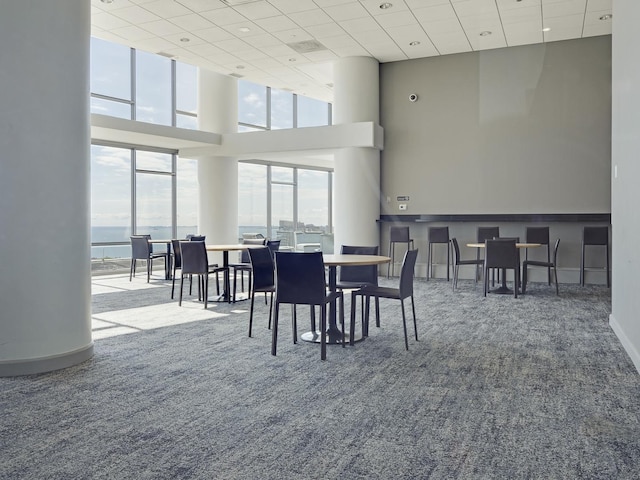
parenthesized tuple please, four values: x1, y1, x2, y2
(580, 226, 610, 287)
(427, 226, 451, 281)
(387, 226, 414, 278)
(476, 226, 500, 282)
(525, 226, 551, 285)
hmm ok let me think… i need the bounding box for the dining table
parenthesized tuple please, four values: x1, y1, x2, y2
(467, 242, 540, 294)
(300, 253, 391, 345)
(205, 243, 264, 303)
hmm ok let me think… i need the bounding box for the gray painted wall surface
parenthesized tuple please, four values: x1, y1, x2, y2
(611, 0, 640, 372)
(379, 36, 611, 216)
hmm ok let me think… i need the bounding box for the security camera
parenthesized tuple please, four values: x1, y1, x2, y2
(409, 93, 418, 102)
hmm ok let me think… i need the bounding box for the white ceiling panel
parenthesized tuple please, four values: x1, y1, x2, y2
(92, 0, 613, 103)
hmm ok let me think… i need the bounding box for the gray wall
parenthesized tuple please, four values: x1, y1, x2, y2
(611, 0, 640, 372)
(380, 36, 611, 216)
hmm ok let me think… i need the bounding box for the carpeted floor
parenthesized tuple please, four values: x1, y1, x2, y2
(2, 273, 639, 479)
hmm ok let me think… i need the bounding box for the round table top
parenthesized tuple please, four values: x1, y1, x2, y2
(467, 242, 541, 248)
(322, 254, 391, 266)
(205, 243, 264, 251)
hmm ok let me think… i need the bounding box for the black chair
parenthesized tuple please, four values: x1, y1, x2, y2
(353, 249, 419, 350)
(246, 246, 275, 337)
(186, 235, 222, 297)
(476, 226, 500, 283)
(523, 239, 560, 295)
(129, 235, 170, 283)
(266, 239, 281, 260)
(427, 226, 451, 281)
(177, 241, 227, 309)
(170, 239, 183, 299)
(230, 238, 267, 302)
(335, 245, 380, 339)
(483, 239, 519, 298)
(525, 226, 551, 285)
(387, 226, 414, 278)
(188, 235, 206, 242)
(451, 238, 483, 291)
(272, 251, 344, 361)
(580, 226, 610, 287)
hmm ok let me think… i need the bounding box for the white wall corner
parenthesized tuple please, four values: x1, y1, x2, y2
(609, 313, 640, 375)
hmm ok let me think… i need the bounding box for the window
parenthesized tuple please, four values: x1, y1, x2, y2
(136, 50, 172, 125)
(271, 88, 294, 130)
(177, 158, 199, 238)
(176, 62, 198, 129)
(297, 95, 330, 128)
(90, 37, 132, 118)
(238, 80, 267, 129)
(238, 163, 268, 239)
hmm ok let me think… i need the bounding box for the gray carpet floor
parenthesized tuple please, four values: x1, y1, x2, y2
(2, 273, 639, 480)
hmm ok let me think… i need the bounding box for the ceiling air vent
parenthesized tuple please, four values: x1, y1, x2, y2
(286, 39, 327, 54)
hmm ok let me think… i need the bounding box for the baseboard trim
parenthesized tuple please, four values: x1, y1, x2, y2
(0, 344, 94, 377)
(609, 314, 640, 375)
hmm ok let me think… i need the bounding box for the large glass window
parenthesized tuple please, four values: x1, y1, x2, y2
(136, 50, 172, 125)
(177, 158, 199, 238)
(238, 163, 268, 239)
(271, 89, 294, 130)
(238, 80, 267, 129)
(176, 62, 198, 129)
(90, 144, 132, 260)
(297, 95, 330, 128)
(90, 37, 132, 118)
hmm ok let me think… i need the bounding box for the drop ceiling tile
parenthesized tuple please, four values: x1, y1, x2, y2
(92, 11, 131, 29)
(359, 0, 410, 16)
(340, 16, 381, 33)
(499, 5, 543, 24)
(375, 11, 419, 28)
(271, 28, 315, 43)
(422, 19, 465, 35)
(318, 34, 362, 49)
(331, 45, 371, 57)
(412, 4, 459, 23)
(232, 48, 269, 61)
(543, 0, 586, 18)
(542, 12, 584, 27)
(175, 0, 227, 12)
(164, 32, 207, 46)
(582, 22, 611, 37)
(429, 33, 472, 54)
(405, 0, 449, 7)
(503, 19, 543, 35)
(253, 14, 299, 32)
(505, 31, 544, 46)
(110, 5, 162, 23)
(304, 50, 339, 62)
(192, 26, 235, 42)
(140, 19, 185, 36)
(452, 0, 500, 18)
(91, 0, 136, 11)
(223, 21, 267, 37)
(256, 44, 297, 56)
(583, 9, 612, 25)
(287, 9, 334, 27)
(585, 0, 611, 12)
(468, 33, 507, 51)
(304, 23, 347, 38)
(313, 0, 358, 7)
(496, 0, 542, 10)
(141, 0, 193, 17)
(233, 2, 282, 20)
(134, 36, 179, 53)
(243, 32, 284, 48)
(249, 57, 284, 69)
(350, 28, 394, 44)
(267, 0, 318, 14)
(385, 24, 431, 44)
(111, 25, 159, 41)
(216, 37, 254, 52)
(323, 3, 370, 22)
(200, 7, 248, 26)
(169, 13, 216, 30)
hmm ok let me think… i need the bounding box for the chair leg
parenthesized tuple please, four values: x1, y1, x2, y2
(427, 243, 432, 280)
(171, 266, 177, 299)
(522, 264, 528, 294)
(400, 299, 409, 351)
(446, 241, 451, 281)
(320, 304, 327, 361)
(178, 275, 184, 306)
(411, 295, 418, 341)
(350, 291, 357, 346)
(268, 293, 274, 330)
(271, 303, 279, 356)
(606, 243, 610, 288)
(204, 275, 209, 309)
(554, 266, 559, 295)
(580, 242, 585, 286)
(340, 294, 345, 348)
(453, 265, 458, 291)
(249, 291, 255, 337)
(147, 258, 151, 283)
(130, 259, 135, 281)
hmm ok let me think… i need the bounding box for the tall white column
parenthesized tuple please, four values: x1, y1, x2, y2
(333, 57, 381, 249)
(197, 70, 238, 254)
(0, 1, 93, 376)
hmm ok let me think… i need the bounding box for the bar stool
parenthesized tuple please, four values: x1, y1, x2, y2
(580, 226, 610, 287)
(427, 226, 451, 281)
(387, 226, 414, 278)
(525, 226, 551, 285)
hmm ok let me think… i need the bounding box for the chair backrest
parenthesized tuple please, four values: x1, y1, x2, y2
(477, 226, 499, 243)
(179, 241, 208, 275)
(131, 235, 151, 259)
(390, 226, 410, 243)
(398, 249, 419, 299)
(171, 239, 182, 268)
(583, 226, 608, 246)
(240, 238, 267, 262)
(552, 238, 561, 264)
(247, 246, 275, 290)
(274, 251, 327, 305)
(484, 239, 518, 270)
(451, 238, 462, 264)
(266, 239, 281, 259)
(189, 235, 206, 242)
(429, 226, 449, 243)
(526, 226, 549, 245)
(339, 245, 379, 285)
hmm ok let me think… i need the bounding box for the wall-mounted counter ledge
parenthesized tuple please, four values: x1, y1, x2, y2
(378, 214, 611, 223)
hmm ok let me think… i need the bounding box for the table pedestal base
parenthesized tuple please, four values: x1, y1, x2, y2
(301, 330, 364, 345)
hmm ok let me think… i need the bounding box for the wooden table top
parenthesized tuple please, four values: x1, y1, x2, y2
(467, 242, 541, 248)
(322, 254, 391, 266)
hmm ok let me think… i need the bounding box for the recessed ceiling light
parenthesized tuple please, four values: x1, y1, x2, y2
(409, 41, 420, 46)
(238, 27, 251, 33)
(379, 2, 393, 9)
(479, 31, 492, 36)
(288, 58, 297, 62)
(542, 27, 551, 32)
(100, 0, 114, 3)
(180, 37, 190, 42)
(236, 65, 245, 70)
(599, 14, 612, 21)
